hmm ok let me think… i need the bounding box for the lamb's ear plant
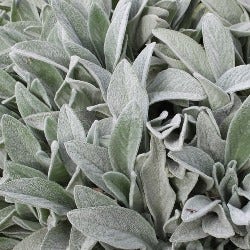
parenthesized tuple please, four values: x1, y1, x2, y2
(1, 0, 250, 249)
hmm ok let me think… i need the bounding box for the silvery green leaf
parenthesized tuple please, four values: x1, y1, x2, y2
(136, 14, 169, 49)
(44, 116, 57, 146)
(238, 0, 250, 12)
(10, 52, 63, 95)
(77, 57, 111, 100)
(228, 202, 250, 226)
(170, 219, 208, 243)
(11, 0, 40, 22)
(196, 111, 225, 162)
(147, 68, 206, 104)
(88, 3, 110, 62)
(0, 177, 75, 215)
(163, 209, 181, 234)
(168, 146, 214, 189)
(103, 171, 130, 207)
(0, 205, 15, 230)
(13, 228, 47, 250)
(218, 163, 238, 203)
(67, 206, 158, 249)
(0, 237, 19, 250)
(68, 227, 88, 250)
(104, 2, 131, 72)
(132, 42, 155, 87)
(193, 72, 230, 110)
(74, 185, 117, 208)
(173, 172, 199, 205)
(216, 65, 250, 93)
(225, 95, 250, 168)
(40, 4, 57, 40)
(182, 195, 220, 222)
(5, 161, 46, 180)
(108, 101, 143, 177)
(172, 0, 191, 27)
(23, 111, 58, 131)
(15, 82, 50, 118)
(201, 0, 243, 24)
(1, 225, 31, 240)
(65, 140, 112, 191)
(202, 13, 235, 80)
(129, 171, 144, 212)
(144, 6, 169, 18)
(141, 136, 176, 237)
(154, 43, 188, 71)
(57, 105, 86, 175)
(153, 28, 214, 81)
(107, 60, 149, 120)
(41, 222, 71, 250)
(30, 79, 52, 109)
(87, 103, 111, 117)
(51, 0, 93, 51)
(0, 69, 16, 99)
(12, 216, 41, 232)
(202, 205, 234, 238)
(66, 167, 87, 194)
(87, 117, 114, 147)
(63, 41, 100, 66)
(48, 141, 70, 185)
(230, 22, 250, 37)
(2, 115, 45, 171)
(11, 40, 70, 72)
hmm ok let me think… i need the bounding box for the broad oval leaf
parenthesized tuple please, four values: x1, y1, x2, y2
(2, 115, 44, 171)
(67, 206, 158, 250)
(11, 40, 70, 72)
(74, 185, 117, 208)
(152, 28, 214, 81)
(0, 178, 75, 215)
(148, 68, 206, 104)
(15, 83, 50, 118)
(216, 65, 250, 93)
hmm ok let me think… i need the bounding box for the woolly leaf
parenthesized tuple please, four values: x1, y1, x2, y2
(148, 68, 206, 104)
(68, 206, 158, 249)
(225, 95, 250, 168)
(0, 178, 75, 215)
(108, 101, 143, 177)
(153, 28, 214, 81)
(141, 136, 176, 237)
(104, 2, 131, 71)
(202, 13, 235, 80)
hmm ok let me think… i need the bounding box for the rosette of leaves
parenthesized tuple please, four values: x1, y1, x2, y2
(0, 0, 249, 250)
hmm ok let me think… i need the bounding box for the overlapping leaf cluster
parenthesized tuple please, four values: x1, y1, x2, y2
(0, 0, 250, 249)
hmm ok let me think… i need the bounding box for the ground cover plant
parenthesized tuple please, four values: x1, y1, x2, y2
(0, 0, 250, 249)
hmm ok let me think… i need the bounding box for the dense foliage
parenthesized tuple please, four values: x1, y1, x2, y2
(0, 0, 250, 249)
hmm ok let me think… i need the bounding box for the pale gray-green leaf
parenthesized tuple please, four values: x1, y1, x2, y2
(68, 206, 158, 250)
(225, 95, 250, 167)
(153, 28, 214, 81)
(0, 178, 75, 215)
(104, 2, 131, 71)
(141, 136, 176, 237)
(202, 13, 235, 80)
(108, 101, 143, 177)
(148, 68, 206, 104)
